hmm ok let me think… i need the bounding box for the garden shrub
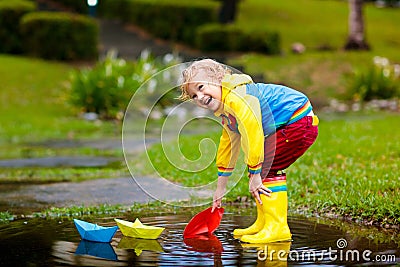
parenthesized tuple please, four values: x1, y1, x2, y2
(0, 0, 36, 54)
(49, 0, 89, 13)
(97, 0, 280, 53)
(68, 50, 181, 120)
(345, 56, 400, 101)
(20, 11, 98, 60)
(96, 0, 129, 19)
(196, 23, 281, 54)
(97, 0, 219, 45)
(195, 24, 241, 52)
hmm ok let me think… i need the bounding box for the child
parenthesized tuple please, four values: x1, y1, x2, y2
(179, 59, 318, 243)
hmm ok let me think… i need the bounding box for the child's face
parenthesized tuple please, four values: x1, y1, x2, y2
(186, 71, 222, 112)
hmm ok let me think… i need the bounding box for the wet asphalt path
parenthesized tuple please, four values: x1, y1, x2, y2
(0, 137, 212, 214)
(0, 177, 208, 214)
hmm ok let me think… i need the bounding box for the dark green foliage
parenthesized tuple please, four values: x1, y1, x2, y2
(196, 23, 281, 54)
(49, 0, 89, 13)
(97, 0, 219, 45)
(196, 24, 240, 52)
(68, 51, 181, 120)
(0, 211, 13, 222)
(69, 53, 140, 119)
(0, 1, 36, 53)
(96, 0, 130, 20)
(42, 0, 279, 54)
(20, 11, 98, 60)
(345, 57, 400, 101)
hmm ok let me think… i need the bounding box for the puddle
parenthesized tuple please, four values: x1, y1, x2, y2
(0, 214, 398, 266)
(32, 137, 160, 154)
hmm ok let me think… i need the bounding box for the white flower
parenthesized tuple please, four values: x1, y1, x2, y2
(163, 53, 174, 64)
(381, 57, 389, 67)
(118, 59, 126, 67)
(118, 76, 125, 87)
(393, 64, 400, 78)
(373, 56, 383, 66)
(383, 68, 390, 77)
(140, 49, 151, 60)
(373, 56, 389, 67)
(143, 63, 152, 72)
(147, 79, 157, 93)
(163, 70, 171, 81)
(132, 74, 141, 82)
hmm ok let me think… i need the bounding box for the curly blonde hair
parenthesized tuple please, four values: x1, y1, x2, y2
(179, 59, 231, 101)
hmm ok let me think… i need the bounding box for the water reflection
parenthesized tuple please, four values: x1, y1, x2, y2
(0, 215, 398, 266)
(117, 236, 164, 256)
(184, 234, 224, 254)
(75, 240, 118, 261)
(52, 240, 126, 266)
(182, 235, 224, 266)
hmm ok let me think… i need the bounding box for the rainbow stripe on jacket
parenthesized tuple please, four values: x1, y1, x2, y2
(218, 167, 234, 177)
(287, 100, 312, 125)
(248, 163, 263, 175)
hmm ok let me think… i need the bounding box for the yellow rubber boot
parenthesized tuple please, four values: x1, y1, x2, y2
(233, 200, 264, 236)
(240, 177, 291, 244)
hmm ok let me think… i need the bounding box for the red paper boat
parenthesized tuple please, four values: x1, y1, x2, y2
(183, 207, 224, 238)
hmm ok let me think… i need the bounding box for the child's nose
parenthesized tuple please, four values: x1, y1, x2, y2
(196, 92, 205, 100)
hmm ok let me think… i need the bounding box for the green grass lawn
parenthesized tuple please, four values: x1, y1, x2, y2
(229, 0, 399, 107)
(133, 112, 400, 225)
(236, 0, 399, 57)
(0, 54, 118, 147)
(0, 55, 128, 182)
(288, 112, 400, 225)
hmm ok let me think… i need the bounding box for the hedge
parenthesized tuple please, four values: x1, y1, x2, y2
(49, 0, 89, 13)
(27, 0, 281, 55)
(97, 0, 219, 45)
(196, 23, 281, 55)
(0, 1, 36, 53)
(20, 11, 98, 60)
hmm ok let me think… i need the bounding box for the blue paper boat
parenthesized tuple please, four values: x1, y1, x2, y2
(74, 219, 118, 243)
(75, 240, 118, 261)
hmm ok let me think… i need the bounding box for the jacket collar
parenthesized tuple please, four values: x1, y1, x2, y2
(214, 73, 253, 116)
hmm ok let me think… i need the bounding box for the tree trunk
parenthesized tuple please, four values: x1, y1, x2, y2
(344, 0, 370, 50)
(218, 0, 239, 24)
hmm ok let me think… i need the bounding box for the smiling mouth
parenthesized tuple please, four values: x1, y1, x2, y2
(205, 96, 212, 105)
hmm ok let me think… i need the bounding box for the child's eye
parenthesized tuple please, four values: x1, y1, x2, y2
(198, 85, 203, 90)
(192, 94, 197, 99)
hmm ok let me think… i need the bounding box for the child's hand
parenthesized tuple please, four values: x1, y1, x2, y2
(249, 173, 271, 205)
(211, 176, 228, 212)
(212, 187, 225, 213)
